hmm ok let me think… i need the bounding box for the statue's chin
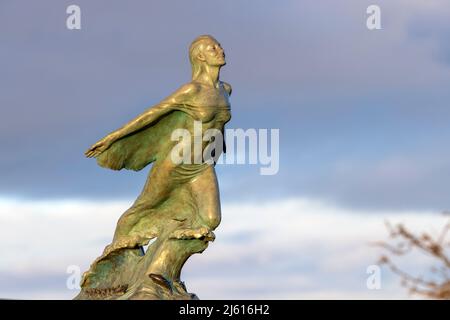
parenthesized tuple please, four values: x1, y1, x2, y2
(210, 59, 226, 67)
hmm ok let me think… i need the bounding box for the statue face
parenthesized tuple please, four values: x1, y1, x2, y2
(198, 40, 226, 67)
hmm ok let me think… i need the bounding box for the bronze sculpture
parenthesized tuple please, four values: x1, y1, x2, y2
(75, 35, 231, 300)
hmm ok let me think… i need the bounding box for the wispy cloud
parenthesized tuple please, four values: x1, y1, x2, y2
(0, 197, 446, 299)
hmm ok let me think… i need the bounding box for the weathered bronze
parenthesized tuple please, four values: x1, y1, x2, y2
(75, 35, 231, 300)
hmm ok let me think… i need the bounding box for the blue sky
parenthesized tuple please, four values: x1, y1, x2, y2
(1, 0, 449, 299)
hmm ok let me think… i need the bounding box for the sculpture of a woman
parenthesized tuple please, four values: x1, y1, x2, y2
(75, 35, 231, 300)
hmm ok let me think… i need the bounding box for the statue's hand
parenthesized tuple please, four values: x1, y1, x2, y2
(85, 134, 116, 158)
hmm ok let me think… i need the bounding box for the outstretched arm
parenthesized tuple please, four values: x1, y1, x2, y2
(85, 83, 199, 158)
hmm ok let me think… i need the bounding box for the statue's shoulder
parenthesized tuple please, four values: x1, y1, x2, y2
(161, 82, 202, 106)
(221, 81, 232, 96)
(176, 81, 202, 96)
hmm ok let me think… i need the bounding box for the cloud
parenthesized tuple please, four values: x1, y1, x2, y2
(0, 196, 447, 299)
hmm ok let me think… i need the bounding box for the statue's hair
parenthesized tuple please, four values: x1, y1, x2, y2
(189, 35, 218, 80)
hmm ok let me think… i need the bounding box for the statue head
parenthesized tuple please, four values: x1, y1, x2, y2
(189, 35, 226, 80)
